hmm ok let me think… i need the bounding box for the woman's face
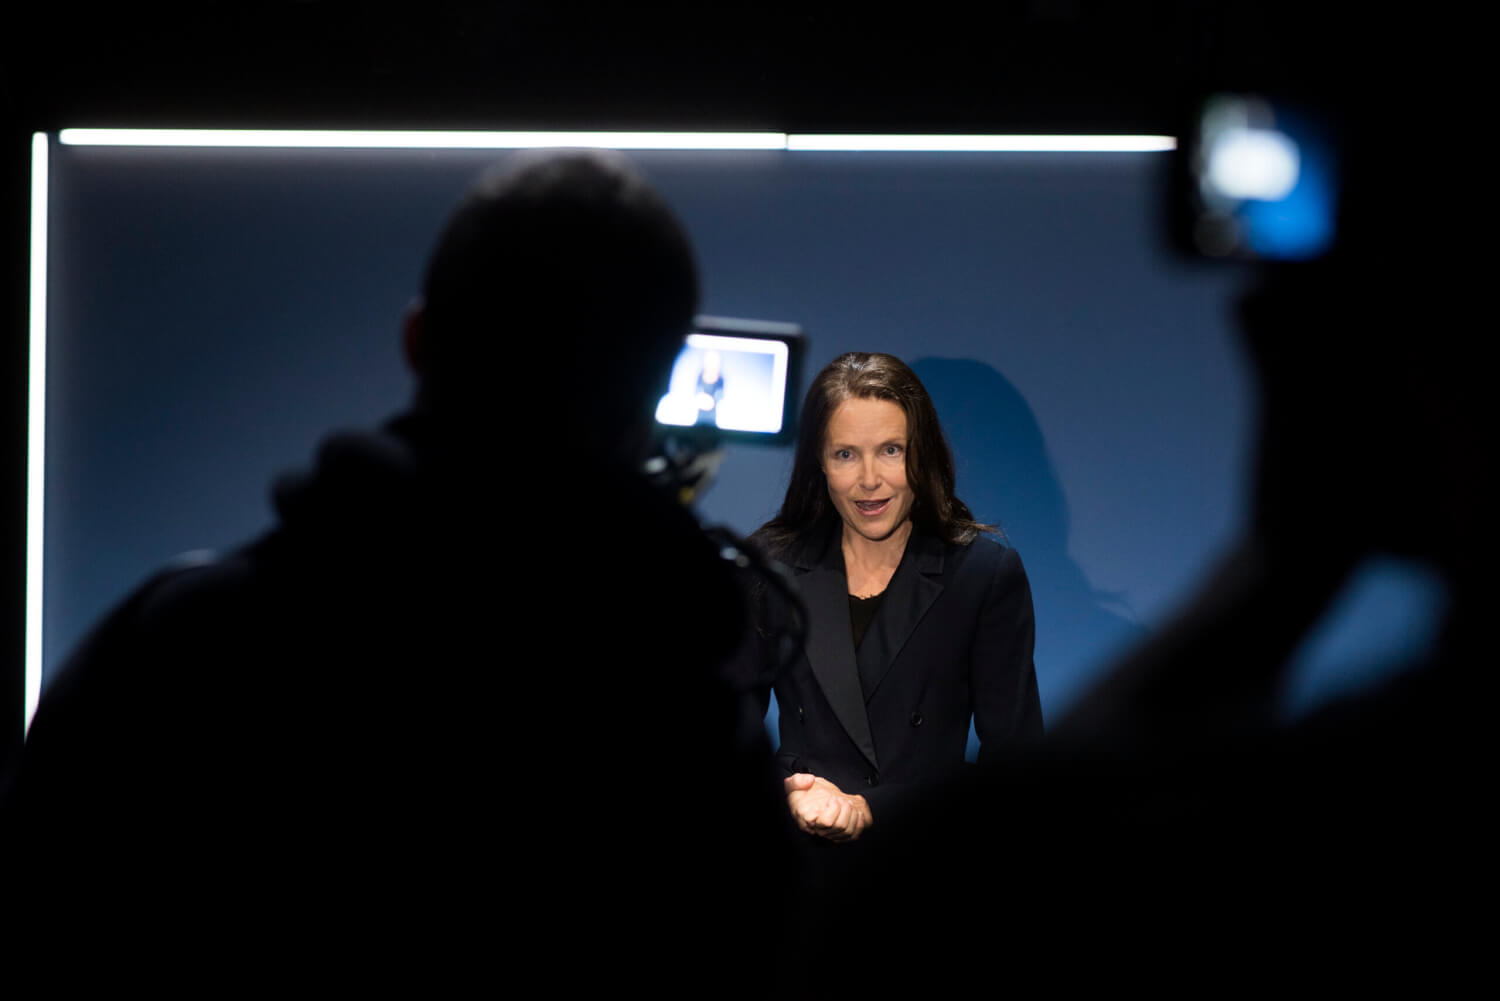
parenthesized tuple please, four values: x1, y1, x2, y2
(822, 396, 915, 545)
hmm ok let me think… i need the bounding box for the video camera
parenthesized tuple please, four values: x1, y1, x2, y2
(645, 315, 805, 503)
(644, 315, 810, 686)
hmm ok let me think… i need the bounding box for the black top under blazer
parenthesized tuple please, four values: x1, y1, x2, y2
(767, 524, 1044, 819)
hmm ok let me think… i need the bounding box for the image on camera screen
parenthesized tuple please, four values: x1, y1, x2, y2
(655, 332, 791, 434)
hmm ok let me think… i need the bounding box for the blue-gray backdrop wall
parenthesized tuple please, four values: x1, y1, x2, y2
(40, 144, 1447, 736)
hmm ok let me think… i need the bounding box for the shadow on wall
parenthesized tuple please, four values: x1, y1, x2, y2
(912, 357, 1144, 722)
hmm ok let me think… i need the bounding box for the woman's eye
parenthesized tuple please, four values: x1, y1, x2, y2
(884, 445, 903, 456)
(833, 449, 852, 460)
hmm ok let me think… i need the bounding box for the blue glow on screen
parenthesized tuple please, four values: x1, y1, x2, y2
(1240, 111, 1339, 260)
(1241, 152, 1336, 258)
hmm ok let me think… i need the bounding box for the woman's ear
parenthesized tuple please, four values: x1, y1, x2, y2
(402, 300, 425, 376)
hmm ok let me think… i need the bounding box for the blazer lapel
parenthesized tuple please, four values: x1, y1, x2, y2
(857, 530, 945, 701)
(793, 530, 880, 771)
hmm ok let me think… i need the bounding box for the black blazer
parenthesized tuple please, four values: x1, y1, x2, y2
(768, 525, 1043, 819)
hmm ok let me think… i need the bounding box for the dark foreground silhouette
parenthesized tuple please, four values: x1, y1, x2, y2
(1, 152, 799, 989)
(806, 110, 1492, 989)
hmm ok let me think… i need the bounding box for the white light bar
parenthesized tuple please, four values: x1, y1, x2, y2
(59, 129, 790, 150)
(790, 134, 1176, 152)
(26, 133, 48, 734)
(58, 129, 1176, 153)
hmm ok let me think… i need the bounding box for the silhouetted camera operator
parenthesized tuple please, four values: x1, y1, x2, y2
(2, 151, 794, 985)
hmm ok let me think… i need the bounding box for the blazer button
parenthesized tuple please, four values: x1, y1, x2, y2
(909, 712, 924, 727)
(797, 706, 805, 722)
(865, 775, 877, 787)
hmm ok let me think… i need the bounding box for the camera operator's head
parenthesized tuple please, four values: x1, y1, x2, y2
(406, 150, 699, 462)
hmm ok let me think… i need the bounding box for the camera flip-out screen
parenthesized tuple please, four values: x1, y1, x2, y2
(655, 316, 804, 446)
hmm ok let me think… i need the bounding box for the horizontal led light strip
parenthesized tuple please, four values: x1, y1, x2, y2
(58, 130, 791, 149)
(59, 129, 1175, 152)
(789, 134, 1177, 152)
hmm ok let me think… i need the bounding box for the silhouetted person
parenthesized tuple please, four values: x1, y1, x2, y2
(1, 151, 795, 987)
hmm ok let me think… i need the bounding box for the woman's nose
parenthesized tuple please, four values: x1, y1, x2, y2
(859, 459, 880, 490)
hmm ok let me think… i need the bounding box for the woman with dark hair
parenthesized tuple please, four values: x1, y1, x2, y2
(753, 352, 1043, 842)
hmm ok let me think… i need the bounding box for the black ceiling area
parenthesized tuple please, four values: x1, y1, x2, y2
(4, 4, 1368, 135)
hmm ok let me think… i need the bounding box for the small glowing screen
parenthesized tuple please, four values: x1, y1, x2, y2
(655, 332, 791, 434)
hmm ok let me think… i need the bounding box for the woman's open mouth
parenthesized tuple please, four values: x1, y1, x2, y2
(854, 499, 891, 516)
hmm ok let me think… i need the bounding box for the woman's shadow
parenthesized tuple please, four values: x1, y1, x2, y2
(912, 357, 1144, 728)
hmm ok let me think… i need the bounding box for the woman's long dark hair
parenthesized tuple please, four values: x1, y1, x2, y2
(754, 352, 994, 559)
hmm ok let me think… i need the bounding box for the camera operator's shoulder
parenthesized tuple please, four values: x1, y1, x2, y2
(135, 548, 253, 611)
